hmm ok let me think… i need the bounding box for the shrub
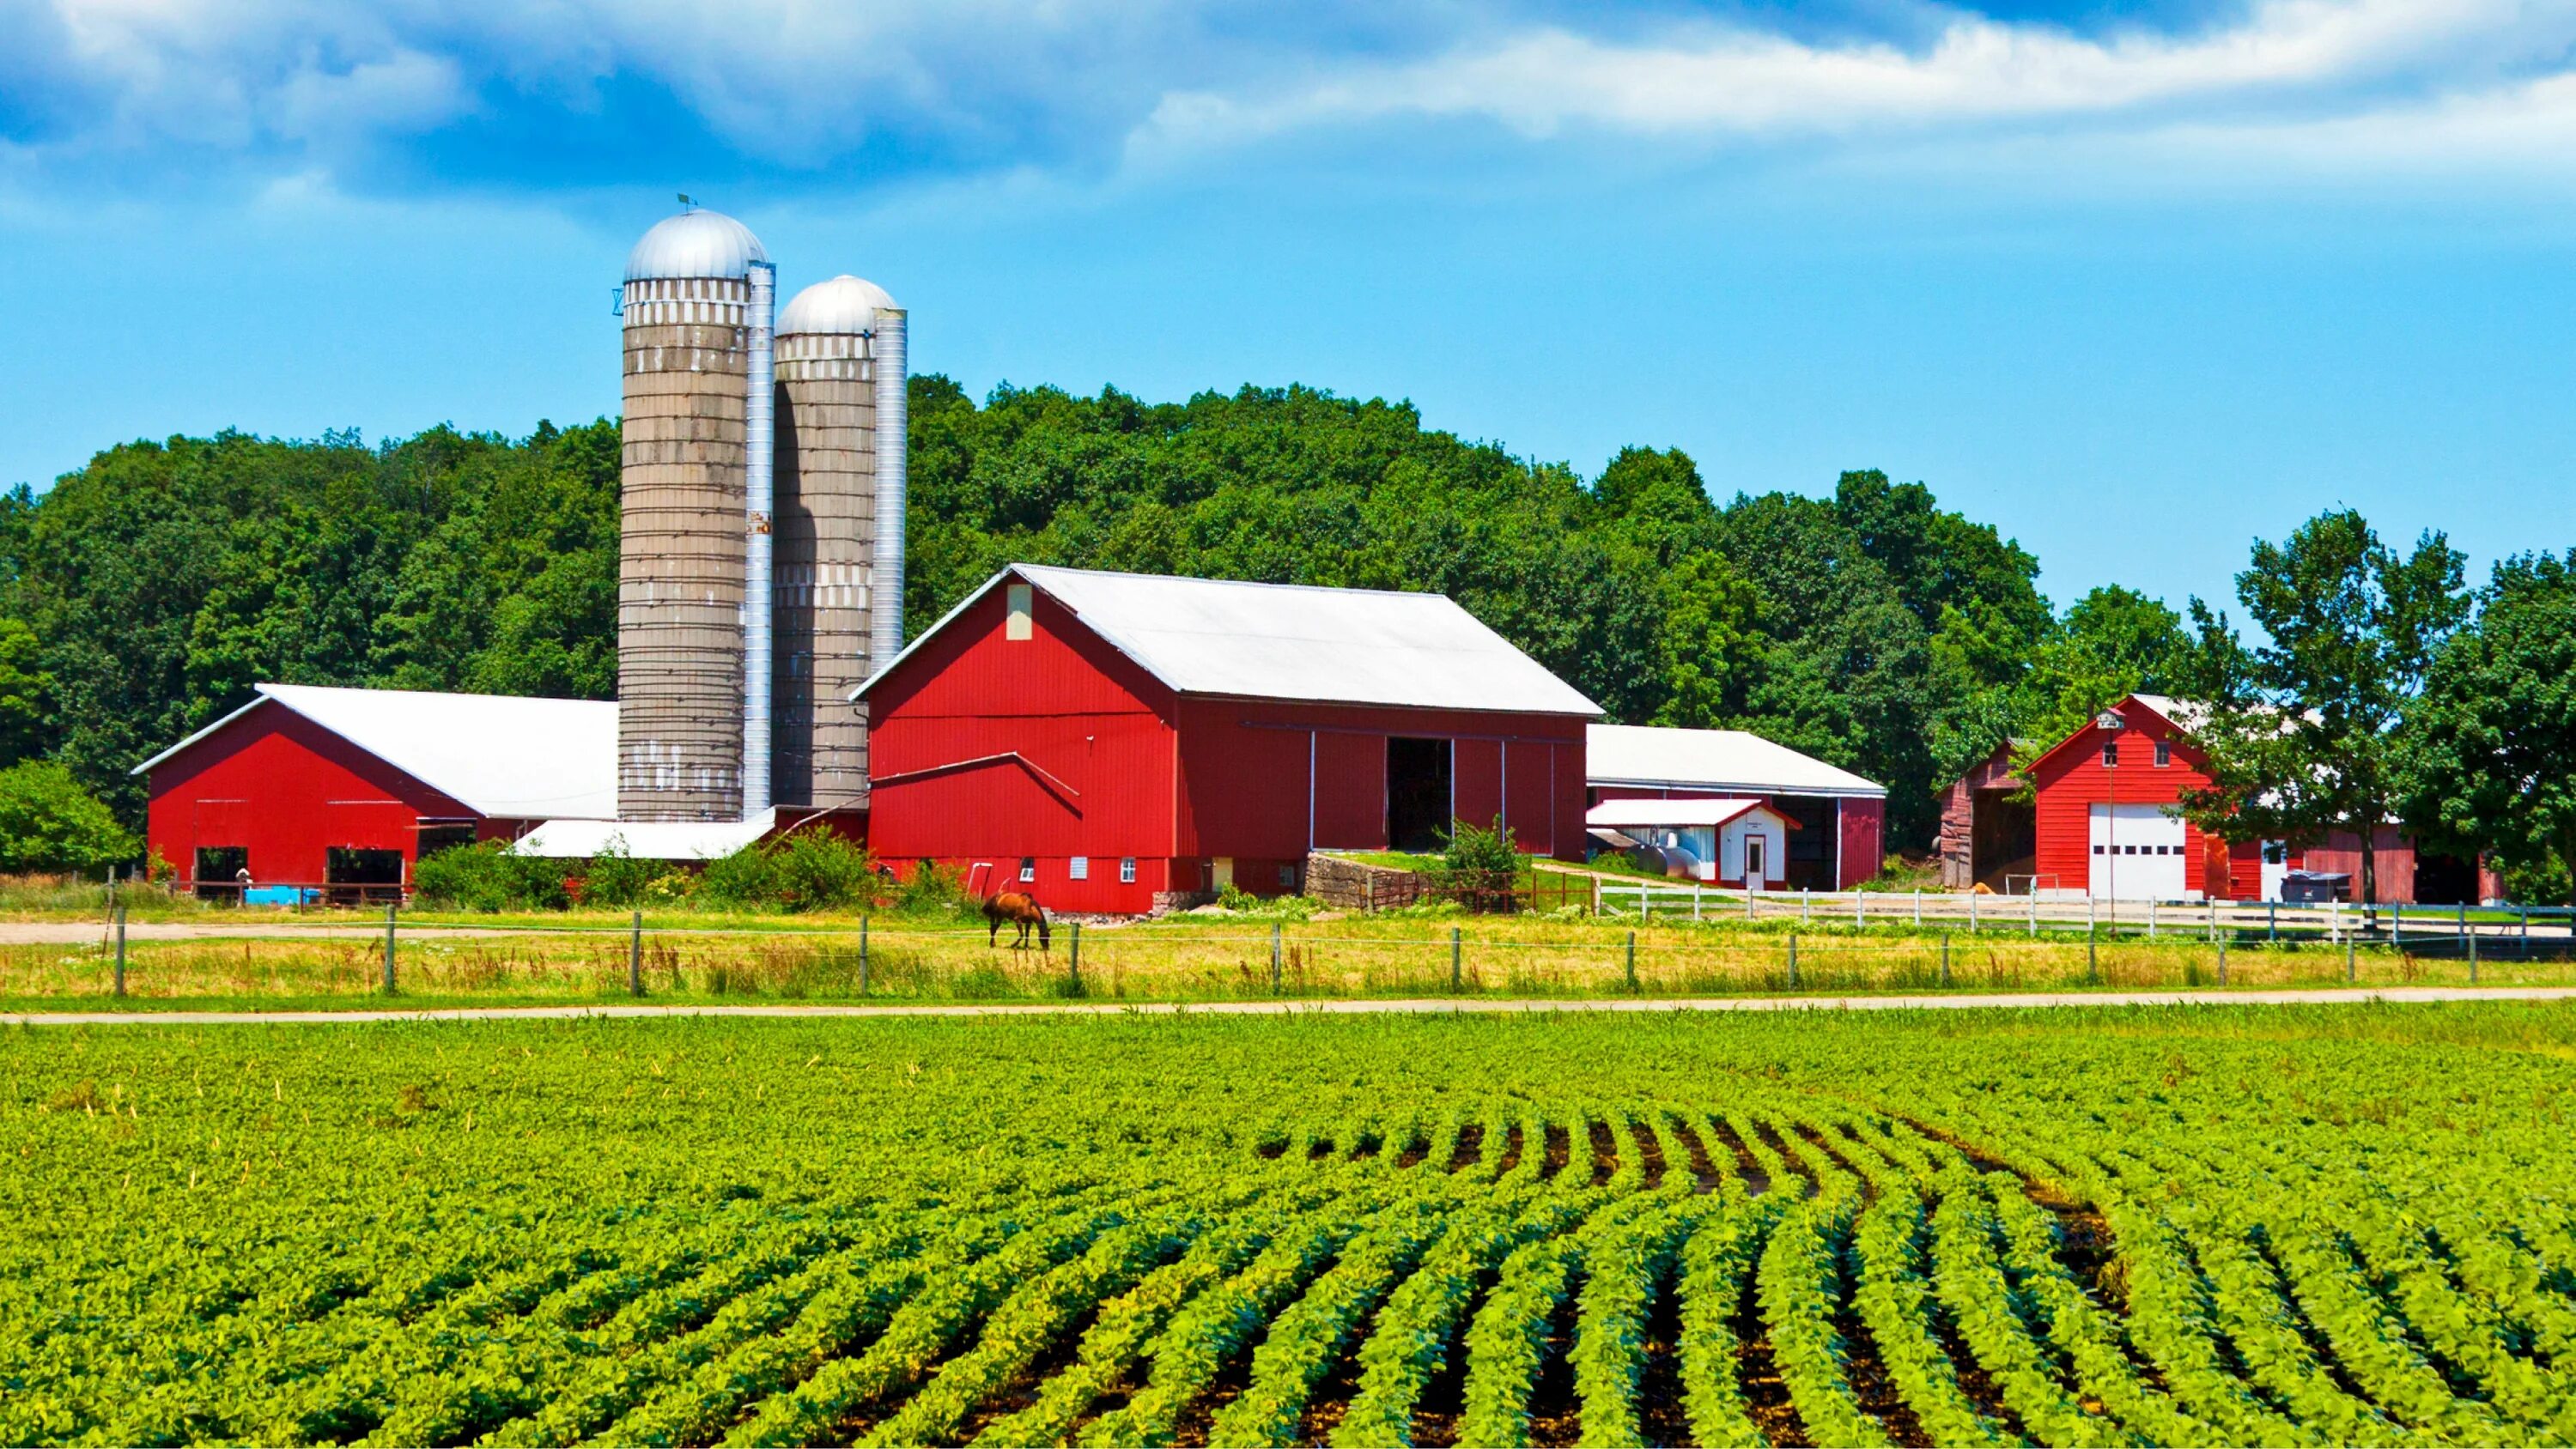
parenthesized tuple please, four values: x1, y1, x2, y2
(1441, 816, 1522, 877)
(890, 859, 972, 918)
(0, 761, 137, 874)
(577, 838, 659, 907)
(768, 830, 878, 912)
(413, 840, 568, 912)
(696, 843, 783, 910)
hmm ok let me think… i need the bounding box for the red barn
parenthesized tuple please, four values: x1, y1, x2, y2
(2021, 693, 2494, 903)
(855, 565, 1602, 913)
(133, 684, 616, 897)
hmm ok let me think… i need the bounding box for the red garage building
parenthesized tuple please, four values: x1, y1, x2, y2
(855, 565, 1601, 914)
(133, 683, 616, 897)
(2020, 693, 2494, 902)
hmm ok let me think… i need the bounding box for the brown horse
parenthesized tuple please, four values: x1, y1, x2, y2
(983, 890, 1051, 951)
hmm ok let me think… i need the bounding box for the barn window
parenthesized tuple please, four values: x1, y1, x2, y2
(1018, 857, 1036, 883)
(1120, 857, 1137, 883)
(1278, 864, 1295, 888)
(2101, 741, 2119, 767)
(1005, 584, 1035, 640)
(1070, 856, 1089, 880)
(2154, 740, 2171, 767)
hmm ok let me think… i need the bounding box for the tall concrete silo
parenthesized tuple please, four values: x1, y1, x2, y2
(618, 208, 774, 822)
(774, 276, 906, 809)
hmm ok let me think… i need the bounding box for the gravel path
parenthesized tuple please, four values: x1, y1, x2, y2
(0, 920, 522, 943)
(8, 985, 2574, 1026)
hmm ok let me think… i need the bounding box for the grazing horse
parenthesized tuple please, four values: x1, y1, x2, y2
(983, 891, 1051, 951)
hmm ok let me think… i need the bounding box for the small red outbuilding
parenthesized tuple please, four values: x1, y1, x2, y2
(133, 683, 616, 896)
(854, 565, 1602, 914)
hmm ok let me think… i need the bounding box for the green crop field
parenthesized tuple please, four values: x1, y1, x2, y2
(8, 1004, 2576, 1446)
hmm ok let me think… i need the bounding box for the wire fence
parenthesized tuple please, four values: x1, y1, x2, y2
(15, 895, 2574, 1005)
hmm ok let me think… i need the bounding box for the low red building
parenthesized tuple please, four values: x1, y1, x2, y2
(133, 684, 616, 896)
(2018, 693, 2491, 903)
(1583, 724, 1885, 889)
(854, 565, 1601, 914)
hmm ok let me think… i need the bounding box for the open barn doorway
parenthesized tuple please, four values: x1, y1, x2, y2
(327, 847, 405, 906)
(1387, 737, 1453, 853)
(1973, 791, 2036, 892)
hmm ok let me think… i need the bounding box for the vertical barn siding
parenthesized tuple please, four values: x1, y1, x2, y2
(865, 587, 1176, 877)
(1504, 740, 1556, 852)
(1310, 731, 1386, 850)
(1837, 798, 1886, 888)
(1453, 738, 1503, 836)
(1172, 704, 1311, 860)
(146, 704, 477, 886)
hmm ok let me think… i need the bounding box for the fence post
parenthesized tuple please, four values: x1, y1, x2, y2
(2208, 900, 2217, 943)
(1450, 926, 1462, 991)
(2347, 929, 2356, 982)
(1639, 884, 1650, 923)
(629, 909, 644, 997)
(1746, 884, 1754, 922)
(1788, 932, 1799, 989)
(2218, 935, 2227, 985)
(858, 914, 870, 994)
(1969, 889, 1978, 934)
(1272, 920, 1283, 994)
(2087, 925, 2098, 985)
(2469, 919, 2478, 984)
(2088, 894, 2096, 938)
(1592, 875, 1601, 916)
(382, 903, 398, 994)
(2149, 897, 2158, 940)
(1801, 888, 1810, 925)
(2458, 902, 2467, 957)
(1913, 889, 1922, 927)
(1070, 922, 1083, 992)
(2269, 900, 2277, 943)
(113, 905, 126, 998)
(1624, 931, 1637, 991)
(1856, 892, 1865, 929)
(1692, 883, 1701, 920)
(1939, 931, 1950, 987)
(2029, 894, 2038, 938)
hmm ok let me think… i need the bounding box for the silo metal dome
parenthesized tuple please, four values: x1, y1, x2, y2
(624, 208, 769, 282)
(779, 275, 898, 335)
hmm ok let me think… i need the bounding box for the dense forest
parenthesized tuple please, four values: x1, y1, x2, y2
(0, 379, 2205, 848)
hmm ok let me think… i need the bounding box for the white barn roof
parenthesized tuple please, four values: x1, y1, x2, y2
(858, 564, 1602, 717)
(1587, 724, 1885, 798)
(1586, 797, 1778, 829)
(134, 683, 618, 821)
(509, 816, 771, 861)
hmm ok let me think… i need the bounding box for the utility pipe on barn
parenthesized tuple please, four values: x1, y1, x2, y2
(870, 305, 909, 668)
(742, 260, 776, 818)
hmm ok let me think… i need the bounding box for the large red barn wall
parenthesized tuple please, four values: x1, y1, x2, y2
(865, 579, 1592, 912)
(146, 704, 486, 886)
(1586, 784, 1886, 889)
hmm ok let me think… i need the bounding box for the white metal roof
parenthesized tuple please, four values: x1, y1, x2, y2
(780, 274, 896, 335)
(132, 684, 618, 821)
(1586, 797, 1777, 829)
(1585, 724, 1885, 798)
(626, 208, 768, 282)
(508, 816, 771, 861)
(856, 565, 1602, 717)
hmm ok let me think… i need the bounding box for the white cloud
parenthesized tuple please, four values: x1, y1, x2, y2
(1139, 0, 2576, 156)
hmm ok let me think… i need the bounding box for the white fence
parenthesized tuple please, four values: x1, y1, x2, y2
(1584, 878, 2574, 949)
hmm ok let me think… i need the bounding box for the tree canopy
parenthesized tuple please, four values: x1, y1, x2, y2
(0, 378, 2151, 857)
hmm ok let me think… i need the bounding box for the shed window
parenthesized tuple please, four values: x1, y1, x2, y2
(1120, 858, 1137, 883)
(1005, 584, 1035, 641)
(1018, 857, 1036, 883)
(2101, 741, 2119, 767)
(1279, 864, 1296, 888)
(2154, 740, 2171, 767)
(1070, 856, 1089, 881)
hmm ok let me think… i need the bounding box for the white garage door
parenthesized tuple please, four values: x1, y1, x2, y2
(2088, 803, 2188, 900)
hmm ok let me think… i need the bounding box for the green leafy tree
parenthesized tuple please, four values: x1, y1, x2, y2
(0, 617, 52, 767)
(2398, 552, 2576, 903)
(0, 761, 137, 873)
(2177, 509, 2468, 906)
(2008, 585, 2191, 771)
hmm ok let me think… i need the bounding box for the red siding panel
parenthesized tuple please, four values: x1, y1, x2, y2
(1837, 797, 1885, 889)
(1173, 702, 1312, 860)
(1310, 731, 1386, 850)
(1503, 740, 1555, 850)
(1454, 738, 1503, 836)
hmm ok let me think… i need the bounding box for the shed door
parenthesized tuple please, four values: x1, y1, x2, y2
(2088, 803, 2186, 900)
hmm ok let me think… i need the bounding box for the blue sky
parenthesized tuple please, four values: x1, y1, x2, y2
(3, 0, 2573, 613)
